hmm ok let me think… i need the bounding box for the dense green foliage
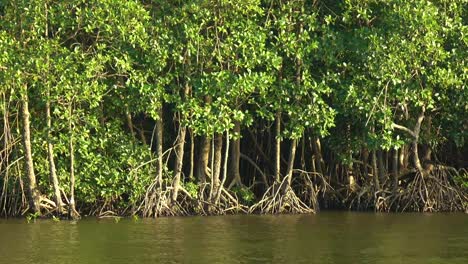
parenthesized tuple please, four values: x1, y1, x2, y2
(0, 0, 466, 217)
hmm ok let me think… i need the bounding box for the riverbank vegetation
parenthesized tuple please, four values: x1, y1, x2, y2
(0, 0, 466, 218)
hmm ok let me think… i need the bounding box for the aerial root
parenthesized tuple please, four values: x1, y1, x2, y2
(347, 185, 375, 211)
(195, 183, 248, 215)
(294, 171, 335, 212)
(389, 168, 467, 212)
(140, 179, 192, 217)
(249, 177, 313, 214)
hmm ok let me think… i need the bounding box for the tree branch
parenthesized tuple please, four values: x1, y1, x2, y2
(391, 123, 416, 138)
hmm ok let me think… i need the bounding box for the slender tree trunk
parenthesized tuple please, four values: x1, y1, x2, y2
(348, 164, 356, 191)
(228, 121, 242, 188)
(377, 150, 386, 184)
(197, 95, 212, 183)
(138, 124, 147, 145)
(392, 148, 399, 194)
(197, 136, 211, 183)
(300, 136, 306, 170)
(216, 131, 230, 203)
(363, 148, 369, 178)
(422, 146, 433, 172)
(285, 139, 297, 189)
(46, 98, 62, 214)
(68, 105, 78, 219)
(413, 110, 426, 177)
(211, 133, 223, 203)
(187, 129, 194, 180)
(392, 107, 426, 176)
(21, 93, 41, 215)
(313, 137, 324, 174)
(171, 115, 187, 203)
(125, 105, 136, 140)
(372, 150, 380, 190)
(412, 142, 424, 176)
(172, 84, 190, 202)
(274, 111, 281, 183)
(156, 107, 163, 188)
(399, 145, 409, 172)
(43, 5, 61, 214)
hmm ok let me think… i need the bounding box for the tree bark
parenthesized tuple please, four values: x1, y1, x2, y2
(377, 150, 386, 184)
(362, 148, 369, 178)
(313, 137, 324, 174)
(274, 111, 281, 183)
(171, 116, 186, 203)
(138, 124, 147, 145)
(196, 95, 212, 183)
(46, 98, 62, 214)
(21, 93, 41, 215)
(172, 84, 190, 202)
(188, 129, 194, 180)
(125, 105, 136, 140)
(216, 131, 230, 203)
(197, 136, 211, 183)
(44, 6, 61, 214)
(392, 107, 426, 176)
(285, 139, 297, 188)
(399, 145, 409, 171)
(228, 121, 242, 188)
(156, 107, 163, 188)
(392, 148, 399, 194)
(68, 105, 78, 219)
(372, 150, 380, 190)
(211, 133, 223, 202)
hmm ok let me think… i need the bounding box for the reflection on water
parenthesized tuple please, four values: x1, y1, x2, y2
(0, 212, 467, 264)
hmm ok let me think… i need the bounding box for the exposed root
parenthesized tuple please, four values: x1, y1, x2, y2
(294, 169, 336, 212)
(249, 176, 313, 214)
(195, 183, 247, 215)
(347, 182, 390, 211)
(140, 179, 190, 217)
(389, 168, 467, 212)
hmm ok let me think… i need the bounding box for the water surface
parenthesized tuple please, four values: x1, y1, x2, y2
(0, 212, 467, 264)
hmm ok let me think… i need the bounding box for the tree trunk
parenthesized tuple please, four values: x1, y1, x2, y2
(68, 105, 78, 219)
(196, 95, 212, 183)
(392, 107, 426, 176)
(197, 136, 211, 183)
(399, 145, 409, 172)
(172, 84, 190, 202)
(188, 129, 194, 180)
(156, 107, 163, 188)
(372, 150, 380, 190)
(21, 93, 41, 215)
(125, 105, 136, 140)
(363, 148, 369, 178)
(285, 139, 297, 189)
(422, 145, 433, 172)
(392, 148, 399, 194)
(216, 131, 230, 203)
(348, 164, 356, 191)
(46, 99, 62, 214)
(211, 133, 223, 203)
(138, 124, 147, 145)
(412, 110, 426, 176)
(171, 114, 187, 203)
(228, 121, 242, 188)
(377, 150, 386, 184)
(412, 141, 424, 176)
(274, 111, 281, 183)
(43, 9, 60, 214)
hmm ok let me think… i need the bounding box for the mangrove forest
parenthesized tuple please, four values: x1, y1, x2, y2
(0, 0, 467, 219)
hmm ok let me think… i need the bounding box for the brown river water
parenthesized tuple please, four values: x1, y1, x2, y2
(0, 212, 467, 264)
